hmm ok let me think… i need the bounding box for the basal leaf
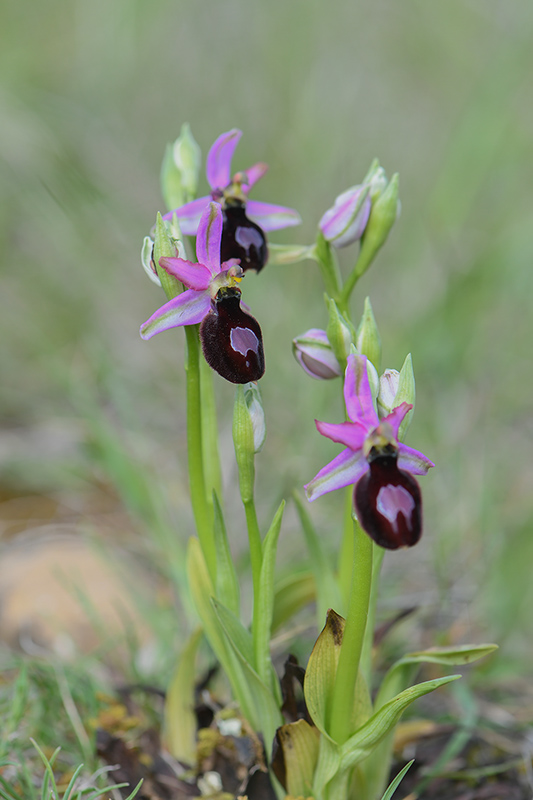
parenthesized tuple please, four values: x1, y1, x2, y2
(272, 719, 320, 796)
(163, 627, 202, 764)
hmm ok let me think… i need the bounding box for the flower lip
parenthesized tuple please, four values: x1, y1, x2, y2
(304, 354, 433, 549)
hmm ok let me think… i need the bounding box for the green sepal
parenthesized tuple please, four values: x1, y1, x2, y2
(325, 297, 354, 372)
(268, 243, 316, 265)
(378, 759, 414, 800)
(272, 719, 320, 796)
(254, 501, 285, 697)
(160, 122, 201, 210)
(153, 212, 182, 300)
(163, 627, 202, 764)
(396, 352, 416, 439)
(304, 610, 372, 740)
(272, 570, 315, 633)
(213, 492, 240, 617)
(356, 296, 381, 372)
(314, 231, 342, 299)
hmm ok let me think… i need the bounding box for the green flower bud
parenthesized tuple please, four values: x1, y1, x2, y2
(326, 297, 354, 369)
(377, 353, 416, 440)
(356, 173, 400, 277)
(356, 296, 381, 372)
(362, 158, 388, 201)
(160, 123, 201, 211)
(243, 382, 266, 453)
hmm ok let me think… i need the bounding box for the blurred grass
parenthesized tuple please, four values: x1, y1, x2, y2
(1, 0, 533, 683)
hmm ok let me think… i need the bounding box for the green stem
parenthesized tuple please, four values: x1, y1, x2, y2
(338, 486, 356, 613)
(199, 355, 223, 512)
(245, 497, 263, 604)
(339, 247, 373, 309)
(184, 325, 216, 582)
(360, 544, 385, 687)
(329, 520, 373, 745)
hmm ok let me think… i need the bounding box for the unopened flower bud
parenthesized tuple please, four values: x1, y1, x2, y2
(233, 384, 259, 502)
(377, 353, 415, 439)
(243, 382, 266, 452)
(356, 297, 381, 372)
(326, 298, 354, 368)
(362, 158, 388, 201)
(293, 329, 342, 380)
(319, 185, 371, 248)
(356, 173, 400, 277)
(160, 123, 201, 210)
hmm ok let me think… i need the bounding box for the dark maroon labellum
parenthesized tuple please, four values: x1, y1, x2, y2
(220, 203, 268, 273)
(354, 454, 422, 549)
(200, 289, 265, 384)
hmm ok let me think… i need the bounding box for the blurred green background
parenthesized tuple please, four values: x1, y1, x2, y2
(1, 0, 533, 675)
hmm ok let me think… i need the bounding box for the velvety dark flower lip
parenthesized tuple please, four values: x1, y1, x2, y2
(305, 354, 434, 548)
(162, 129, 301, 236)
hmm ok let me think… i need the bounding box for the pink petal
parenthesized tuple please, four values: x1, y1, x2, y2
(159, 257, 212, 290)
(163, 196, 209, 235)
(344, 355, 379, 426)
(382, 402, 413, 439)
(140, 290, 211, 340)
(397, 444, 435, 476)
(246, 200, 301, 232)
(305, 448, 368, 502)
(242, 162, 268, 191)
(206, 129, 242, 190)
(316, 419, 367, 451)
(196, 202, 223, 274)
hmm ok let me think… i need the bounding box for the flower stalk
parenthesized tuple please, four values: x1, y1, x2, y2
(329, 518, 373, 744)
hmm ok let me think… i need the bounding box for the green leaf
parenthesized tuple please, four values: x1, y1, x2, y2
(311, 734, 342, 800)
(211, 598, 254, 666)
(376, 643, 498, 710)
(304, 610, 372, 740)
(187, 538, 261, 732)
(379, 759, 414, 800)
(212, 493, 240, 617)
(254, 501, 285, 693)
(338, 675, 460, 773)
(163, 627, 202, 764)
(272, 570, 315, 633)
(212, 597, 283, 758)
(272, 719, 320, 796)
(304, 609, 345, 737)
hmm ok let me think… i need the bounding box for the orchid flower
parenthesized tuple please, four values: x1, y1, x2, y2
(140, 202, 264, 384)
(164, 129, 301, 272)
(305, 354, 434, 548)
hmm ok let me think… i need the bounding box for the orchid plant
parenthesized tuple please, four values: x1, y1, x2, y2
(139, 124, 496, 800)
